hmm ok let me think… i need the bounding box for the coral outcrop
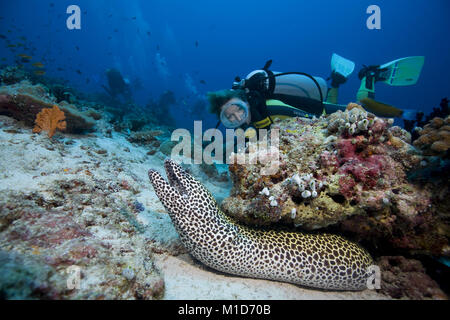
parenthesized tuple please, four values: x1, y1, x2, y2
(0, 66, 29, 85)
(404, 98, 449, 143)
(0, 81, 95, 134)
(221, 104, 449, 259)
(413, 115, 450, 156)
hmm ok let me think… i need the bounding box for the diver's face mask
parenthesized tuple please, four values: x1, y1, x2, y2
(220, 98, 250, 129)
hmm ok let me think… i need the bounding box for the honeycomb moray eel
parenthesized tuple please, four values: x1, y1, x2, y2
(148, 159, 374, 291)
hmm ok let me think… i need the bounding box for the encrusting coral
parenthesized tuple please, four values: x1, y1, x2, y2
(33, 105, 67, 138)
(221, 102, 449, 259)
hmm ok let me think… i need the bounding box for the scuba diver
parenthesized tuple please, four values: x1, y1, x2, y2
(102, 68, 133, 102)
(207, 54, 425, 135)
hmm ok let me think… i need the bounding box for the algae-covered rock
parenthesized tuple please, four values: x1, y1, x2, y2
(0, 189, 165, 300)
(378, 256, 447, 300)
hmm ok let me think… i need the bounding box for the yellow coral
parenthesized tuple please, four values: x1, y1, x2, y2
(414, 116, 450, 155)
(414, 133, 437, 146)
(430, 140, 449, 153)
(33, 105, 66, 138)
(430, 117, 444, 129)
(346, 102, 366, 112)
(438, 130, 450, 142)
(389, 136, 404, 149)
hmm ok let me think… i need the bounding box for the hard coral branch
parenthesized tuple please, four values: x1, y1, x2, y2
(33, 105, 67, 138)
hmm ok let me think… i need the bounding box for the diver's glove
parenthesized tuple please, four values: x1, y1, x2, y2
(246, 90, 268, 119)
(358, 65, 389, 89)
(358, 65, 377, 79)
(330, 71, 348, 88)
(246, 90, 273, 129)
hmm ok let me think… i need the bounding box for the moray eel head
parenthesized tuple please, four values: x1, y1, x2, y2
(148, 158, 216, 216)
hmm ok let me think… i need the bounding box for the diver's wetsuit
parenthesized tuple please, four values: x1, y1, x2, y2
(242, 69, 347, 129)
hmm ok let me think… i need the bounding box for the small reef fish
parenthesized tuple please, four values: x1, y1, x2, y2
(34, 70, 46, 75)
(17, 54, 32, 60)
(32, 62, 45, 68)
(7, 44, 16, 48)
(0, 34, 6, 39)
(199, 79, 206, 84)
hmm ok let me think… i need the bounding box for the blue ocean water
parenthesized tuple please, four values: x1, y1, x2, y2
(0, 0, 449, 130)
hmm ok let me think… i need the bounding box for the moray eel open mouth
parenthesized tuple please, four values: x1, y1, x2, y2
(164, 159, 188, 197)
(148, 159, 187, 197)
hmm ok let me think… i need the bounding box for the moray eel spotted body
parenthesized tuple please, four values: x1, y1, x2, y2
(148, 159, 374, 291)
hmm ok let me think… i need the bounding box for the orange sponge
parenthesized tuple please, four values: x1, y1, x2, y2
(33, 105, 66, 138)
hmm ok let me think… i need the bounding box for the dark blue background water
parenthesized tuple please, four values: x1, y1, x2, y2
(1, 0, 449, 130)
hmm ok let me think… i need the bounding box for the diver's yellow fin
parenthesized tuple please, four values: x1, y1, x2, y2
(360, 98, 403, 118)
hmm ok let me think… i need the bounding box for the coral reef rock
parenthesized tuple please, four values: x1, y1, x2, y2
(0, 66, 29, 85)
(221, 104, 449, 258)
(378, 256, 447, 300)
(0, 81, 95, 134)
(0, 190, 165, 299)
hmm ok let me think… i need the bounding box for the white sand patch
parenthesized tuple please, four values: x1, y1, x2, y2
(154, 254, 388, 300)
(139, 209, 180, 247)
